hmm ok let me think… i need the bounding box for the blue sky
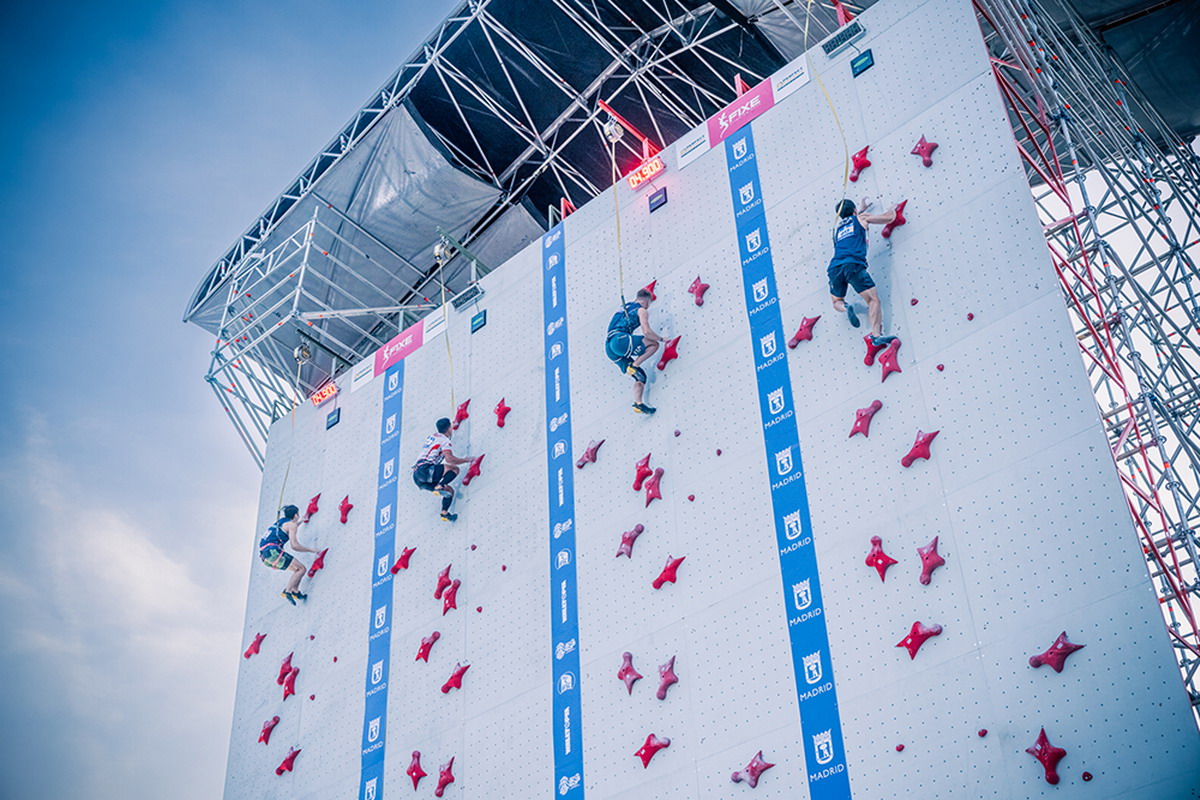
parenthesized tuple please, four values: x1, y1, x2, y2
(0, 1, 447, 796)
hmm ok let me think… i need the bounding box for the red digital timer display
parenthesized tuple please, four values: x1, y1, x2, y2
(310, 382, 339, 407)
(625, 156, 666, 190)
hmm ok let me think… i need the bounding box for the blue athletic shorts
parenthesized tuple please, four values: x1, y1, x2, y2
(605, 332, 645, 369)
(828, 260, 876, 298)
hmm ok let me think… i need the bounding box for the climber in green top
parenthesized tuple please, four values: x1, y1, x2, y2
(604, 288, 660, 414)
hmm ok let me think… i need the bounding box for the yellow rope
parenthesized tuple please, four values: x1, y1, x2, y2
(440, 275, 456, 412)
(609, 139, 626, 302)
(803, 0, 851, 222)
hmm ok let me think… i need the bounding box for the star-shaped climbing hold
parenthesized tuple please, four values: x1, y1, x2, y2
(275, 747, 301, 776)
(416, 631, 440, 662)
(657, 336, 681, 371)
(633, 454, 653, 491)
(461, 453, 485, 486)
(635, 734, 671, 768)
(652, 555, 686, 589)
(788, 316, 821, 347)
(244, 632, 266, 659)
(896, 621, 943, 659)
(435, 565, 453, 599)
(644, 468, 665, 507)
(901, 429, 939, 467)
(494, 397, 511, 427)
(441, 662, 470, 693)
(656, 656, 679, 700)
(619, 652, 643, 694)
(391, 546, 416, 574)
(879, 338, 903, 382)
(881, 200, 908, 239)
(1029, 632, 1085, 673)
(917, 536, 946, 585)
(849, 145, 871, 182)
(911, 135, 939, 167)
(616, 524, 645, 558)
(452, 399, 470, 430)
(1026, 728, 1067, 785)
(442, 579, 461, 615)
(339, 495, 353, 523)
(865, 536, 898, 582)
(258, 715, 280, 745)
(435, 757, 456, 797)
(576, 439, 605, 469)
(407, 751, 427, 789)
(731, 750, 775, 787)
(643, 279, 657, 301)
(850, 400, 883, 438)
(689, 276, 710, 306)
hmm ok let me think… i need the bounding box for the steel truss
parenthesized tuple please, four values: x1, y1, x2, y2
(977, 0, 1200, 720)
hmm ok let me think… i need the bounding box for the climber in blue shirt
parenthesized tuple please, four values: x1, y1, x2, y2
(828, 198, 898, 347)
(605, 288, 660, 414)
(258, 504, 320, 605)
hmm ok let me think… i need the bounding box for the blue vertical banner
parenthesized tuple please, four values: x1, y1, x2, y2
(359, 362, 404, 800)
(724, 129, 852, 797)
(541, 224, 585, 797)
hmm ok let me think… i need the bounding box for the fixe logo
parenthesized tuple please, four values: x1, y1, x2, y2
(381, 336, 413, 364)
(719, 92, 762, 133)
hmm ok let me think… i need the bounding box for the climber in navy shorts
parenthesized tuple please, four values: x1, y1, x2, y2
(258, 504, 320, 605)
(605, 287, 660, 415)
(828, 198, 899, 348)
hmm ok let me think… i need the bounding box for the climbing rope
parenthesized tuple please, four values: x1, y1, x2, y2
(604, 118, 632, 325)
(802, 0, 852, 220)
(275, 349, 307, 516)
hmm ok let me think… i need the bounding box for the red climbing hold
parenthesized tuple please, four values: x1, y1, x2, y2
(338, 495, 353, 523)
(435, 757, 456, 797)
(881, 200, 908, 239)
(788, 316, 821, 347)
(244, 632, 266, 659)
(917, 536, 945, 585)
(1026, 728, 1067, 785)
(896, 621, 943, 659)
(687, 494, 695, 502)
(673, 429, 681, 437)
(688, 276, 710, 306)
(303, 493, 320, 523)
(656, 656, 679, 700)
(633, 454, 653, 491)
(277, 653, 294, 685)
(391, 546, 416, 573)
(259, 716, 280, 745)
(895, 744, 905, 753)
(644, 468, 664, 507)
(635, 734, 671, 768)
(731, 750, 775, 787)
(936, 364, 945, 372)
(1082, 772, 1093, 782)
(616, 524, 645, 558)
(441, 662, 471, 693)
(865, 536, 898, 582)
(576, 439, 605, 469)
(619, 652, 643, 694)
(849, 400, 883, 438)
(308, 694, 315, 701)
(643, 280, 657, 301)
(652, 555, 686, 589)
(307, 548, 328, 578)
(494, 398, 511, 428)
(1029, 632, 1085, 673)
(416, 631, 441, 662)
(656, 336, 681, 371)
(435, 565, 453, 599)
(911, 135, 939, 167)
(849, 146, 871, 182)
(452, 399, 470, 430)
(282, 667, 299, 700)
(461, 454, 485, 486)
(967, 312, 975, 321)
(879, 339, 903, 382)
(443, 579, 461, 615)
(910, 297, 919, 306)
(863, 334, 887, 367)
(978, 729, 988, 738)
(275, 747, 301, 776)
(407, 751, 427, 789)
(901, 429, 939, 467)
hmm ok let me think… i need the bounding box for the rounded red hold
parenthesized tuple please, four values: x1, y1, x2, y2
(470, 544, 477, 551)
(476, 606, 483, 613)
(674, 430, 681, 437)
(501, 565, 507, 571)
(967, 313, 975, 320)
(977, 729, 987, 737)
(937, 364, 945, 371)
(910, 298, 918, 305)
(309, 694, 315, 700)
(716, 449, 722, 456)
(688, 495, 695, 502)
(333, 657, 338, 663)
(1082, 772, 1093, 782)
(309, 635, 315, 641)
(895, 744, 905, 752)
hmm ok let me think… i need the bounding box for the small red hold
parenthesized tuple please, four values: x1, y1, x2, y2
(308, 634, 315, 641)
(911, 135, 939, 167)
(716, 449, 722, 456)
(476, 606, 483, 613)
(275, 746, 301, 776)
(917, 536, 946, 585)
(501, 565, 507, 571)
(977, 729, 988, 738)
(452, 399, 470, 430)
(652, 555, 686, 589)
(731, 750, 775, 787)
(633, 454, 653, 491)
(435, 757, 455, 797)
(244, 632, 266, 659)
(1029, 632, 1085, 673)
(302, 493, 320, 523)
(338, 495, 353, 523)
(258, 716, 280, 745)
(616, 524, 645, 558)
(391, 546, 416, 573)
(910, 297, 919, 306)
(644, 468, 664, 507)
(306, 548, 328, 578)
(895, 744, 905, 752)
(656, 336, 681, 371)
(849, 400, 883, 438)
(643, 279, 657, 301)
(282, 667, 299, 700)
(333, 656, 338, 663)
(277, 653, 294, 685)
(494, 398, 511, 428)
(461, 453, 485, 486)
(863, 334, 888, 367)
(688, 276, 710, 306)
(441, 662, 470, 693)
(881, 200, 908, 239)
(788, 316, 821, 347)
(309, 694, 315, 701)
(879, 338, 903, 382)
(618, 652, 643, 694)
(656, 656, 679, 700)
(936, 364, 945, 372)
(416, 631, 441, 662)
(849, 145, 871, 182)
(673, 429, 680, 437)
(687, 494, 695, 502)
(1082, 772, 1093, 782)
(443, 579, 461, 615)
(635, 734, 671, 768)
(865, 536, 898, 582)
(901, 429, 939, 467)
(576, 439, 605, 469)
(896, 621, 942, 659)
(1026, 728, 1067, 785)
(435, 565, 453, 599)
(407, 751, 427, 789)
(470, 544, 477, 551)
(967, 312, 975, 321)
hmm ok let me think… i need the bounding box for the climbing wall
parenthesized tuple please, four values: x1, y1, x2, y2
(224, 0, 1200, 798)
